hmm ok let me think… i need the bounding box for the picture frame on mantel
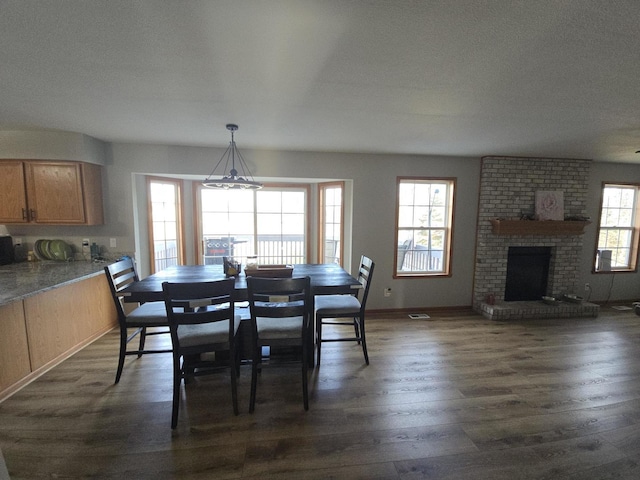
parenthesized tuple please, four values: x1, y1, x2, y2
(535, 191, 564, 220)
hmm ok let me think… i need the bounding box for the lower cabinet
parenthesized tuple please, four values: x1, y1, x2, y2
(0, 274, 117, 400)
(0, 301, 31, 394)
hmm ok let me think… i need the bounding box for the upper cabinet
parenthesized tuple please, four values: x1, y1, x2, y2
(0, 160, 104, 225)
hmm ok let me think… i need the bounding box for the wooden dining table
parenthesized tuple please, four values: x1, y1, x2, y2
(120, 263, 362, 366)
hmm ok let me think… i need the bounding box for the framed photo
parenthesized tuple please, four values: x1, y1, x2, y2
(535, 191, 564, 220)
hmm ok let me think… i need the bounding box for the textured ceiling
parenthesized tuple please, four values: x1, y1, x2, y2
(2, 0, 640, 162)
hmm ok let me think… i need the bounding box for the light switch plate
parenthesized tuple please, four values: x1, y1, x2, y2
(110, 238, 117, 248)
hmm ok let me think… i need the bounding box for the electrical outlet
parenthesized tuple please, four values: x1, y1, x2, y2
(110, 238, 117, 248)
(384, 287, 392, 297)
(584, 283, 590, 291)
(82, 238, 90, 247)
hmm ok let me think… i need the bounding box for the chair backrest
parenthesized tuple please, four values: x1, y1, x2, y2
(162, 279, 236, 345)
(247, 276, 311, 332)
(357, 255, 375, 311)
(162, 279, 235, 325)
(104, 257, 141, 321)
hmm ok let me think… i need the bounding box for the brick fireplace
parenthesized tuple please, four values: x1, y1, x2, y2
(472, 156, 599, 320)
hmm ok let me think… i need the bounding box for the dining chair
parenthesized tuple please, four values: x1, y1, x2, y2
(247, 276, 312, 412)
(104, 258, 171, 383)
(314, 255, 375, 366)
(162, 278, 240, 429)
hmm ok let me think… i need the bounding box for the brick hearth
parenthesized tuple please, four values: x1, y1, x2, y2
(479, 300, 599, 320)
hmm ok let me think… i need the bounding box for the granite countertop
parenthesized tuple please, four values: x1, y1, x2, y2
(0, 260, 112, 307)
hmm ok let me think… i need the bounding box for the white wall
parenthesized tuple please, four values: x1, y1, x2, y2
(102, 142, 481, 310)
(5, 129, 640, 309)
(0, 129, 106, 164)
(581, 162, 640, 303)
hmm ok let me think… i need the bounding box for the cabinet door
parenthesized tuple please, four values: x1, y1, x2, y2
(0, 161, 29, 223)
(0, 301, 31, 395)
(25, 161, 86, 223)
(24, 274, 118, 371)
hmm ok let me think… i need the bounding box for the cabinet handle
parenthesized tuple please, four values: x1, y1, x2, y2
(22, 208, 28, 220)
(30, 209, 36, 220)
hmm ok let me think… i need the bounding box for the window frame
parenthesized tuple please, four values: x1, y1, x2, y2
(194, 182, 311, 265)
(146, 176, 185, 273)
(593, 182, 640, 274)
(318, 181, 344, 266)
(394, 176, 456, 278)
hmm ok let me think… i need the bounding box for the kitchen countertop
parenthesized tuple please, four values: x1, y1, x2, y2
(0, 260, 112, 307)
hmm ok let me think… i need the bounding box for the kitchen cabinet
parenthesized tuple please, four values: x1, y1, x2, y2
(0, 273, 117, 401)
(24, 274, 116, 371)
(0, 160, 104, 225)
(0, 301, 31, 395)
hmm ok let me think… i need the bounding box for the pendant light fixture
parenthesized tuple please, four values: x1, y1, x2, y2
(203, 124, 263, 190)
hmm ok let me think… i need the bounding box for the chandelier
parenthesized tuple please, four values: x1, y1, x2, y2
(203, 124, 263, 190)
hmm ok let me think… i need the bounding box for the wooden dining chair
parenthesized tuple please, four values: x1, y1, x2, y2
(162, 278, 240, 429)
(247, 276, 312, 412)
(314, 255, 375, 366)
(104, 258, 171, 383)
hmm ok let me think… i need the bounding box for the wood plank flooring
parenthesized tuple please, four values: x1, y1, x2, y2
(3, 309, 640, 479)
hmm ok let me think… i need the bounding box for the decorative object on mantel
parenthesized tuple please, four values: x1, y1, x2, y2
(489, 219, 591, 235)
(535, 191, 564, 220)
(203, 124, 263, 190)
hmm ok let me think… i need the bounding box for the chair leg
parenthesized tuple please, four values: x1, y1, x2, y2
(302, 343, 309, 411)
(229, 345, 239, 416)
(171, 354, 182, 429)
(359, 318, 369, 365)
(316, 315, 323, 366)
(249, 344, 260, 413)
(115, 327, 128, 384)
(137, 327, 147, 358)
(235, 342, 242, 378)
(353, 317, 361, 344)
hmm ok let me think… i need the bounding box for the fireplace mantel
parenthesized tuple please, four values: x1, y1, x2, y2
(490, 219, 591, 236)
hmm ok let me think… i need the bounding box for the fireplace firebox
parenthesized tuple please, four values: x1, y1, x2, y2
(504, 246, 552, 301)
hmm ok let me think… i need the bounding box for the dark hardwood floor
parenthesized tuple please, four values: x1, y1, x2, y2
(3, 308, 640, 479)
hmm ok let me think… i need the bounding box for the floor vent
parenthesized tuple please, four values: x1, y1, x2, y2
(408, 313, 431, 319)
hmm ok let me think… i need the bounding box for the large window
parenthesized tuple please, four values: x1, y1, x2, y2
(318, 182, 344, 265)
(595, 183, 640, 272)
(147, 178, 183, 273)
(198, 184, 309, 265)
(395, 177, 455, 277)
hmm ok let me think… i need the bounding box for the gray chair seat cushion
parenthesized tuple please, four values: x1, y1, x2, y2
(126, 301, 168, 325)
(256, 316, 303, 340)
(177, 315, 241, 348)
(314, 294, 361, 315)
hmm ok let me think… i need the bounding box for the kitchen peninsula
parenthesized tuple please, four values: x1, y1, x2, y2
(0, 260, 117, 400)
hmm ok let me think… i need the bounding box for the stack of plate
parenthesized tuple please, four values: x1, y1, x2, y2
(34, 239, 73, 261)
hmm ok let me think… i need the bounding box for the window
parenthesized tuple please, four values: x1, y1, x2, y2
(147, 178, 184, 273)
(318, 182, 344, 265)
(395, 177, 455, 277)
(594, 183, 640, 272)
(198, 184, 308, 265)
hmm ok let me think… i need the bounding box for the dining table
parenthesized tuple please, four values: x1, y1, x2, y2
(120, 263, 362, 366)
